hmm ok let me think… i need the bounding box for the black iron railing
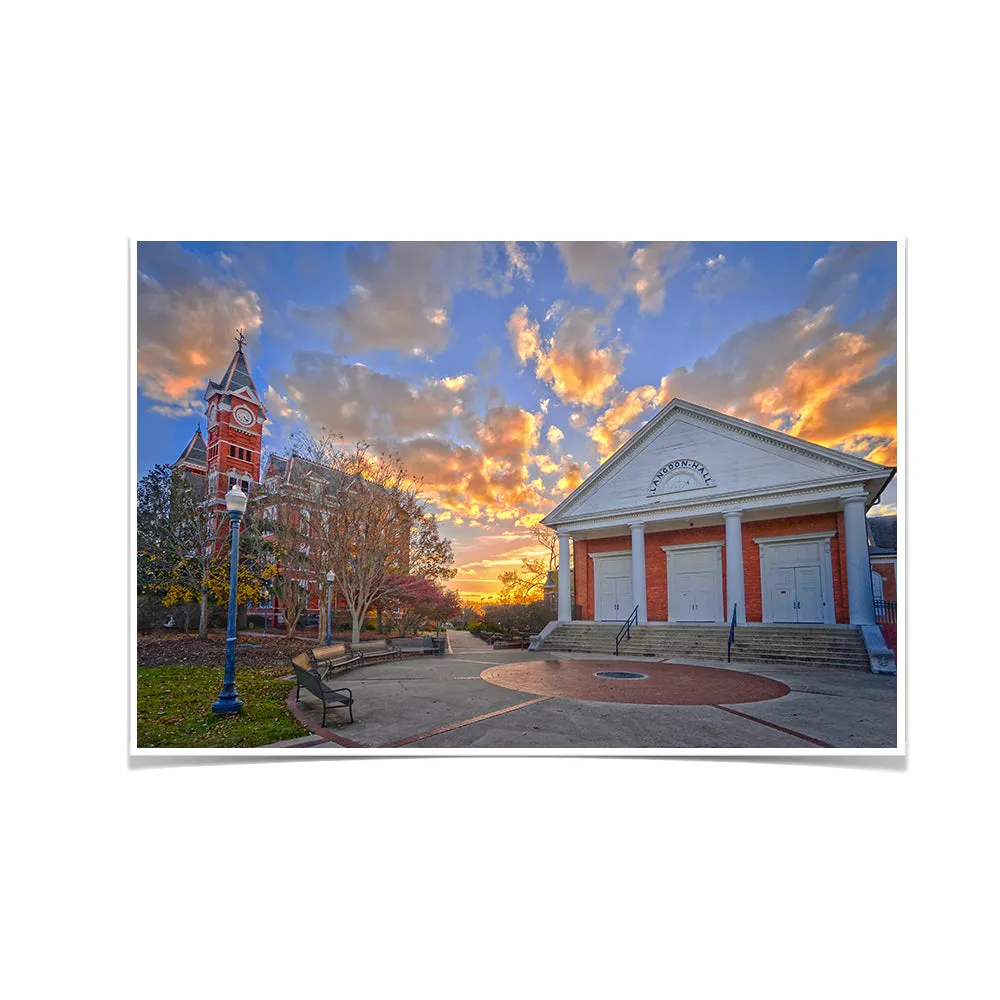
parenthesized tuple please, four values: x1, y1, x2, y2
(615, 606, 639, 656)
(874, 598, 896, 624)
(727, 604, 738, 663)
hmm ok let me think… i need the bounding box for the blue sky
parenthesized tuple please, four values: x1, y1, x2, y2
(137, 241, 897, 601)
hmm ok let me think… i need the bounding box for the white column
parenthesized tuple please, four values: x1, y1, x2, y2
(841, 493, 876, 625)
(723, 510, 746, 624)
(557, 530, 572, 622)
(629, 522, 648, 623)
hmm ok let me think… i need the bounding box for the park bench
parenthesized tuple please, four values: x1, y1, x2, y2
(390, 636, 439, 656)
(307, 642, 362, 677)
(289, 645, 361, 683)
(492, 638, 529, 649)
(350, 640, 401, 664)
(292, 663, 355, 727)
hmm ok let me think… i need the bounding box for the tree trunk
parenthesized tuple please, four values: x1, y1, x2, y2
(351, 608, 361, 644)
(198, 587, 209, 640)
(319, 603, 327, 643)
(376, 604, 382, 634)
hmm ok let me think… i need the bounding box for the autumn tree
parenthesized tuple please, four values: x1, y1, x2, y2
(286, 432, 456, 643)
(268, 502, 313, 638)
(388, 577, 462, 635)
(137, 464, 223, 639)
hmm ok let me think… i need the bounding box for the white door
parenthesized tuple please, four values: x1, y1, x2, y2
(675, 571, 716, 622)
(767, 563, 823, 622)
(667, 545, 723, 623)
(759, 537, 834, 625)
(770, 567, 795, 621)
(599, 575, 633, 620)
(794, 565, 823, 623)
(595, 555, 633, 620)
(616, 577, 633, 619)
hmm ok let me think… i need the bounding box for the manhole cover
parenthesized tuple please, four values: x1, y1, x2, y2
(594, 670, 647, 680)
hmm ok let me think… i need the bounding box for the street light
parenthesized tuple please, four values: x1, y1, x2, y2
(212, 484, 248, 716)
(326, 569, 335, 645)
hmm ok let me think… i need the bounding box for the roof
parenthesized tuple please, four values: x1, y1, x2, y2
(175, 427, 207, 469)
(543, 396, 896, 527)
(205, 344, 262, 404)
(867, 514, 897, 554)
(264, 453, 349, 493)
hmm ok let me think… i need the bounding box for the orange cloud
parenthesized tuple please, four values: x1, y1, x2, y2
(510, 305, 627, 408)
(589, 384, 661, 458)
(137, 244, 263, 413)
(389, 403, 549, 525)
(658, 298, 898, 468)
(555, 455, 590, 494)
(507, 304, 541, 365)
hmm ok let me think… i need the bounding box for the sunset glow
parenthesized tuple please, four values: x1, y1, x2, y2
(137, 241, 897, 603)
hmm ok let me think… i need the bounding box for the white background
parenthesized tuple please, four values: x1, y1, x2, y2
(2, 2, 995, 998)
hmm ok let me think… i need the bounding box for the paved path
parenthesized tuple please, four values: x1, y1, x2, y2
(273, 629, 898, 750)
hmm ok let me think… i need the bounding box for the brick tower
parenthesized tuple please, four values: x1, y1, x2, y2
(202, 331, 267, 512)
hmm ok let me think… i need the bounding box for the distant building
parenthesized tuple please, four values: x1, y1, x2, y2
(867, 515, 897, 602)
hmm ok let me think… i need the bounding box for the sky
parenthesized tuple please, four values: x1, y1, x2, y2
(136, 241, 898, 604)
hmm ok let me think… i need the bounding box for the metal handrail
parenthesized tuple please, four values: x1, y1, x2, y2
(615, 606, 639, 656)
(727, 604, 738, 663)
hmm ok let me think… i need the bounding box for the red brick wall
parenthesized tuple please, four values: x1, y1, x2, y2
(646, 525, 726, 620)
(872, 562, 896, 601)
(574, 512, 850, 623)
(740, 512, 847, 623)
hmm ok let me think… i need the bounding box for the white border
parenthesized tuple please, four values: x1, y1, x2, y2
(131, 240, 906, 757)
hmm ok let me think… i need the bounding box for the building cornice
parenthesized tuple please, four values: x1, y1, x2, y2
(552, 479, 875, 535)
(543, 398, 894, 527)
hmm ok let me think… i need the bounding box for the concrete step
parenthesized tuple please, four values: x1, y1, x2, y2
(540, 622, 872, 670)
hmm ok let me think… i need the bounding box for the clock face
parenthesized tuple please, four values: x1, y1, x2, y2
(234, 406, 254, 427)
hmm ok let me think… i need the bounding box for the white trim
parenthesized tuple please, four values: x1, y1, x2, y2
(661, 540, 725, 553)
(549, 480, 879, 535)
(588, 549, 631, 560)
(752, 530, 836, 545)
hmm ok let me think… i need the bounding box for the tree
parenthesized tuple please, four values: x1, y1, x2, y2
(288, 433, 456, 643)
(137, 464, 223, 639)
(496, 556, 548, 604)
(388, 577, 461, 635)
(268, 502, 313, 638)
(528, 522, 558, 572)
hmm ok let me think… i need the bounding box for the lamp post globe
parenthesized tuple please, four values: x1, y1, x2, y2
(326, 570, 335, 645)
(212, 484, 248, 716)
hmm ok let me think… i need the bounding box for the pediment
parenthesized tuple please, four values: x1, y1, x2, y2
(545, 399, 892, 525)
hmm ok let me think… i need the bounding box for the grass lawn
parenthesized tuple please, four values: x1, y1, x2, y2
(137, 664, 310, 748)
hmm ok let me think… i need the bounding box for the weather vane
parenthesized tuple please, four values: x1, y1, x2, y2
(235, 327, 247, 350)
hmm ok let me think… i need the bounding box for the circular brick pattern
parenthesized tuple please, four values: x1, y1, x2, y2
(480, 659, 789, 706)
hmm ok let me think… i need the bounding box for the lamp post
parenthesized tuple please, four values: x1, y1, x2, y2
(326, 570, 335, 645)
(212, 484, 248, 716)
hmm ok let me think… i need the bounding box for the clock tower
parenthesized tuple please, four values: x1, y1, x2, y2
(203, 331, 267, 509)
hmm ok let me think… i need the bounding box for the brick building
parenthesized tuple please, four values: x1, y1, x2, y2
(173, 337, 409, 627)
(173, 333, 266, 519)
(541, 398, 897, 673)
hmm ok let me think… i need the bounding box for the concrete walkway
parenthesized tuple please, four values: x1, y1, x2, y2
(275, 629, 898, 750)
